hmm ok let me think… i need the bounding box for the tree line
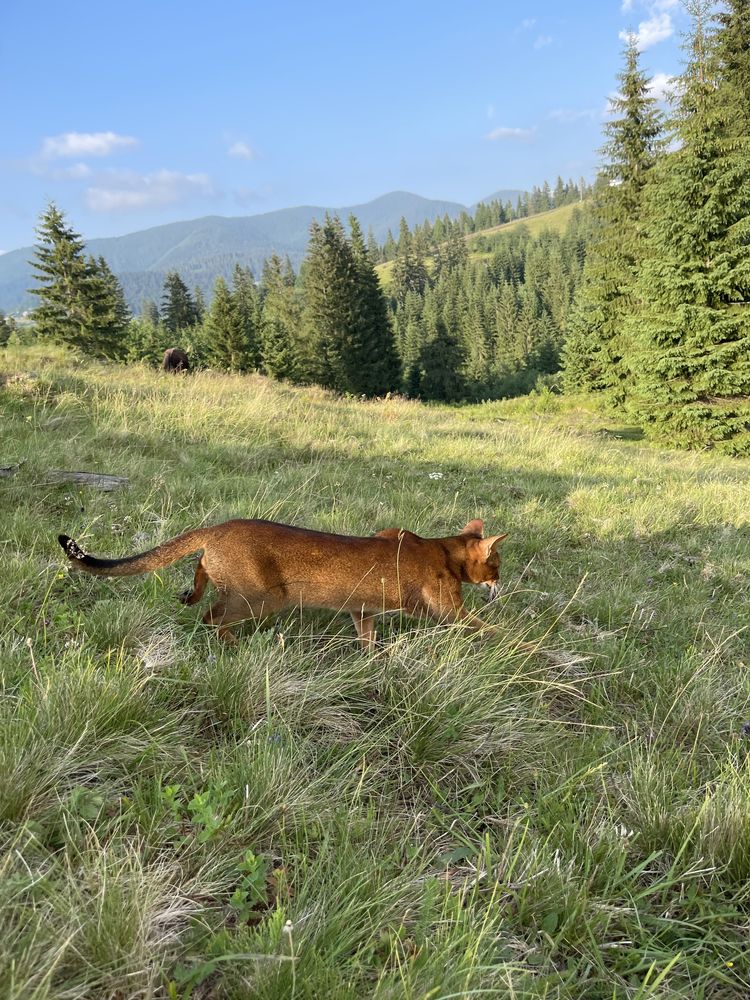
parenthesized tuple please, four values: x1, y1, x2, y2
(563, 0, 750, 454)
(22, 173, 590, 401)
(376, 177, 590, 263)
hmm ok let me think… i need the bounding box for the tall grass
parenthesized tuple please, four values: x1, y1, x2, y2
(1, 344, 749, 997)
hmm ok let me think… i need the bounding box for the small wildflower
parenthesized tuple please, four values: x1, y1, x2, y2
(428, 472, 444, 480)
(283, 919, 294, 934)
(726, 961, 734, 968)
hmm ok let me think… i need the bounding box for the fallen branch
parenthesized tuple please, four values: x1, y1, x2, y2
(47, 470, 130, 491)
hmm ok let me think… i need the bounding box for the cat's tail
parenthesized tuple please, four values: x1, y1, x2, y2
(58, 529, 207, 577)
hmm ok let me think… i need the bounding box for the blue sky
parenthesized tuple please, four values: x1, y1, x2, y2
(2, 0, 688, 251)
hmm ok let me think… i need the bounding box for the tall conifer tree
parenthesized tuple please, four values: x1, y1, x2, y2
(28, 205, 130, 359)
(348, 215, 400, 395)
(300, 217, 356, 390)
(232, 264, 260, 368)
(161, 272, 199, 334)
(391, 218, 429, 305)
(627, 0, 750, 452)
(259, 255, 300, 381)
(29, 204, 101, 356)
(562, 36, 663, 397)
(205, 276, 249, 371)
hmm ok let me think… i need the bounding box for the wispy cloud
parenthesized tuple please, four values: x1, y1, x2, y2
(85, 169, 215, 212)
(30, 161, 93, 181)
(41, 131, 138, 159)
(486, 103, 495, 120)
(534, 34, 553, 49)
(549, 108, 598, 123)
(519, 17, 537, 30)
(620, 12, 672, 50)
(620, 0, 678, 51)
(647, 71, 674, 101)
(486, 126, 535, 141)
(227, 141, 257, 160)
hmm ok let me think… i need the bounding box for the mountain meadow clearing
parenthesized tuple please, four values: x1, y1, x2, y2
(2, 344, 750, 999)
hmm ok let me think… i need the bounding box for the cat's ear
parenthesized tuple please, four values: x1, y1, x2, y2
(460, 518, 484, 537)
(479, 534, 508, 559)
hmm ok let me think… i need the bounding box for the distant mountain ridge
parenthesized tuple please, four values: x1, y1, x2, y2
(0, 189, 522, 313)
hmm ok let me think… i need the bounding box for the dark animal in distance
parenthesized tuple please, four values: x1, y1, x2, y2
(162, 348, 190, 373)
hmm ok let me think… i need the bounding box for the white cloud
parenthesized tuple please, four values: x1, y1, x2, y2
(549, 108, 598, 123)
(519, 17, 537, 30)
(31, 160, 92, 180)
(41, 131, 138, 159)
(228, 141, 257, 160)
(85, 169, 215, 212)
(620, 11, 673, 50)
(485, 126, 535, 141)
(61, 162, 92, 179)
(622, 0, 634, 10)
(647, 71, 674, 101)
(534, 34, 553, 49)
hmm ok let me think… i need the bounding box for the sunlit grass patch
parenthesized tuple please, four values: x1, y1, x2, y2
(2, 345, 750, 997)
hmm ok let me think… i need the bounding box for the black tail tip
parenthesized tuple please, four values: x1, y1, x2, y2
(59, 534, 86, 561)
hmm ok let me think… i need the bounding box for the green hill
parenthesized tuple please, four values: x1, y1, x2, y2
(2, 343, 749, 997)
(376, 201, 583, 286)
(0, 190, 521, 314)
(469, 200, 582, 242)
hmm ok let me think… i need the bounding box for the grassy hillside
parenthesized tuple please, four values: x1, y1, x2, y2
(2, 346, 750, 998)
(468, 201, 582, 243)
(376, 202, 583, 286)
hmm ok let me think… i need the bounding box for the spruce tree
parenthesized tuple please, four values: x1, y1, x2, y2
(231, 264, 260, 369)
(627, 0, 750, 453)
(382, 230, 397, 261)
(193, 286, 206, 324)
(299, 216, 359, 391)
(562, 36, 663, 398)
(435, 225, 468, 277)
(29, 203, 104, 355)
(259, 255, 300, 381)
(141, 299, 160, 325)
(493, 281, 521, 377)
(391, 218, 429, 305)
(28, 205, 131, 359)
(419, 305, 465, 401)
(463, 294, 492, 397)
(89, 256, 131, 358)
(205, 276, 249, 371)
(161, 272, 199, 334)
(348, 215, 400, 395)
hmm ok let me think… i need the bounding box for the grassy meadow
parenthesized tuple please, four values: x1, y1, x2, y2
(2, 344, 750, 999)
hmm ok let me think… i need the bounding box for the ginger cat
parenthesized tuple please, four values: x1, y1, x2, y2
(58, 517, 507, 648)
